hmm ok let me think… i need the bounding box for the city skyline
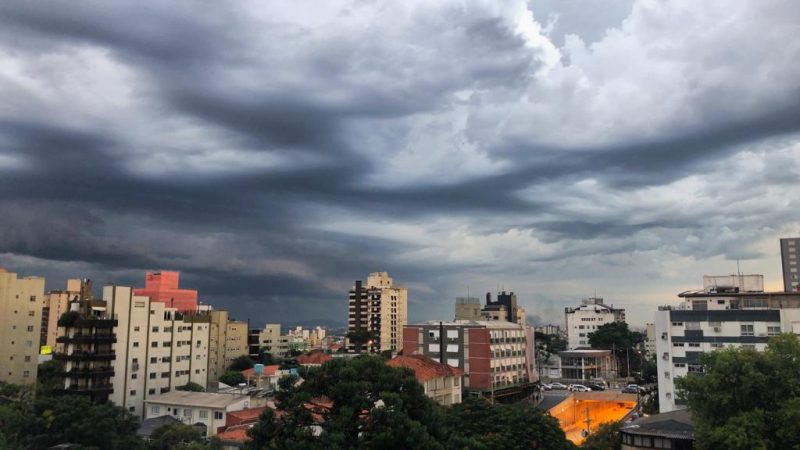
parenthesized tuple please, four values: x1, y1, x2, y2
(1, 1, 799, 328)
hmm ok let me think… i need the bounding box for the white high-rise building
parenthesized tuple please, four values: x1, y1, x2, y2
(655, 276, 800, 413)
(564, 297, 625, 349)
(105, 285, 210, 417)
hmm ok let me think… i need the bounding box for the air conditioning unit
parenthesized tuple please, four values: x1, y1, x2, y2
(664, 372, 670, 378)
(666, 392, 672, 399)
(713, 327, 721, 332)
(662, 353, 669, 360)
(661, 332, 668, 340)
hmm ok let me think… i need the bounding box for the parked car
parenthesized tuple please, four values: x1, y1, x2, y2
(622, 384, 643, 394)
(549, 382, 568, 390)
(587, 383, 605, 391)
(569, 384, 590, 392)
(540, 383, 552, 390)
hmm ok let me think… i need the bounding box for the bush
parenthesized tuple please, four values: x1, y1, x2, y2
(57, 311, 81, 327)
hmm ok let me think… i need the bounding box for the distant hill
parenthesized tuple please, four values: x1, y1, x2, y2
(284, 318, 346, 329)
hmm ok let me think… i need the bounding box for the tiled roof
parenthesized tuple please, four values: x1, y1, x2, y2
(241, 364, 280, 378)
(217, 424, 252, 443)
(297, 350, 332, 365)
(226, 407, 267, 424)
(386, 355, 464, 382)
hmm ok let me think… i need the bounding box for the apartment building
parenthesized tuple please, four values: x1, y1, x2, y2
(454, 297, 481, 320)
(483, 291, 526, 327)
(0, 268, 45, 384)
(54, 298, 117, 403)
(104, 285, 210, 417)
(134, 271, 198, 312)
(207, 311, 249, 385)
(565, 297, 626, 349)
(347, 272, 408, 354)
(655, 275, 800, 413)
(780, 237, 800, 292)
(403, 320, 536, 400)
(41, 279, 86, 351)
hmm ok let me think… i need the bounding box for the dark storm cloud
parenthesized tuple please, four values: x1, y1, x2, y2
(0, 0, 799, 325)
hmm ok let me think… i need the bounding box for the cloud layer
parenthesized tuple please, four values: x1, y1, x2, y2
(1, 0, 799, 326)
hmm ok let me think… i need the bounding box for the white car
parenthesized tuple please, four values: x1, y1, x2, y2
(569, 384, 590, 392)
(549, 382, 568, 390)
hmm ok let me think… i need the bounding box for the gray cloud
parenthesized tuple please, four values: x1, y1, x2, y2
(0, 0, 799, 326)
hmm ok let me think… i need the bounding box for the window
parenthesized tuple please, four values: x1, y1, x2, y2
(671, 322, 683, 327)
(151, 342, 158, 348)
(710, 343, 724, 348)
(151, 406, 160, 415)
(183, 408, 192, 418)
(672, 342, 684, 347)
(688, 343, 700, 348)
(24, 356, 31, 362)
(149, 389, 156, 395)
(132, 373, 138, 379)
(708, 321, 721, 327)
(741, 324, 754, 336)
(26, 325, 33, 332)
(23, 370, 30, 378)
(130, 390, 136, 396)
(199, 410, 208, 419)
(133, 342, 139, 348)
(685, 322, 700, 330)
(134, 326, 141, 332)
(150, 357, 157, 364)
(152, 326, 159, 332)
(673, 363, 686, 368)
(27, 311, 34, 317)
(29, 295, 36, 302)
(214, 411, 224, 420)
(768, 326, 781, 336)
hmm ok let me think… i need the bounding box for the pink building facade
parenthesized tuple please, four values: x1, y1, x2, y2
(133, 271, 198, 312)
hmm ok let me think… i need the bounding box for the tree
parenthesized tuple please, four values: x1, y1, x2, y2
(229, 355, 255, 371)
(258, 347, 276, 365)
(535, 332, 567, 359)
(57, 310, 81, 327)
(176, 381, 205, 392)
(581, 421, 621, 450)
(37, 359, 65, 396)
(676, 334, 800, 450)
(445, 397, 576, 450)
(148, 422, 205, 450)
(0, 387, 143, 450)
(345, 329, 378, 353)
(587, 322, 644, 377)
(219, 371, 246, 386)
(245, 356, 577, 450)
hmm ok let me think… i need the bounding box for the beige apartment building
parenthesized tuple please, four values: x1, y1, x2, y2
(207, 310, 249, 384)
(41, 279, 85, 351)
(0, 268, 45, 384)
(347, 272, 408, 354)
(104, 285, 210, 417)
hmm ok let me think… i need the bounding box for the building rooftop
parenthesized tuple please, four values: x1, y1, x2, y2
(297, 350, 333, 365)
(144, 391, 248, 409)
(241, 365, 280, 378)
(227, 406, 267, 424)
(387, 355, 463, 381)
(411, 319, 522, 329)
(137, 415, 182, 437)
(558, 349, 612, 357)
(621, 409, 694, 440)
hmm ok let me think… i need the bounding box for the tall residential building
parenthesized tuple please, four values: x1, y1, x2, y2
(347, 272, 408, 354)
(0, 268, 45, 384)
(654, 275, 800, 413)
(207, 311, 249, 385)
(41, 279, 86, 351)
(105, 285, 210, 417)
(781, 237, 800, 292)
(256, 323, 287, 356)
(645, 323, 656, 356)
(133, 271, 198, 312)
(403, 320, 536, 401)
(55, 297, 117, 403)
(564, 297, 626, 349)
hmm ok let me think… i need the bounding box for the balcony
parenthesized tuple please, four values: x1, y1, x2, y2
(54, 351, 115, 362)
(74, 317, 118, 328)
(65, 367, 115, 378)
(57, 334, 117, 344)
(65, 384, 114, 395)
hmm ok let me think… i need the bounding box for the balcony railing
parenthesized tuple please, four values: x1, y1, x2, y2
(65, 367, 115, 378)
(65, 384, 114, 394)
(57, 334, 117, 344)
(54, 351, 115, 362)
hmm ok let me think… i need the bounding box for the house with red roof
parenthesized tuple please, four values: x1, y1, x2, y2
(296, 349, 333, 367)
(387, 355, 464, 405)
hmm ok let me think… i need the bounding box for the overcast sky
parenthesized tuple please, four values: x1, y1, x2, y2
(1, 1, 799, 328)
